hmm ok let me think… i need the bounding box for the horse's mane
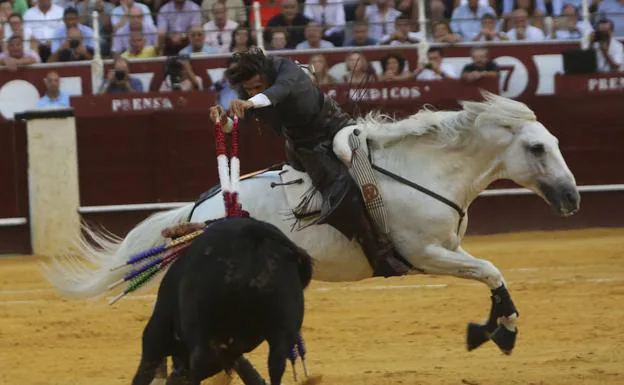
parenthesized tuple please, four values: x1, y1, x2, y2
(358, 91, 537, 149)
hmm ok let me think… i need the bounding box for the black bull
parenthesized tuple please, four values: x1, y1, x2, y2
(131, 217, 314, 385)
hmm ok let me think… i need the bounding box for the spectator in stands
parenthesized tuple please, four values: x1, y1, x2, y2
(461, 46, 499, 82)
(23, 0, 64, 62)
(414, 47, 458, 80)
(266, 0, 310, 49)
(77, 0, 114, 29)
(355, 0, 402, 41)
(296, 21, 334, 49)
(597, 0, 624, 37)
(473, 13, 509, 41)
(77, 0, 113, 56)
(429, 0, 447, 23)
(12, 0, 27, 16)
(379, 52, 412, 81)
(553, 4, 592, 39)
(450, 0, 496, 41)
(0, 0, 12, 24)
(396, 0, 419, 24)
(37, 71, 70, 109)
(343, 51, 377, 84)
(157, 0, 203, 55)
(432, 20, 462, 43)
(51, 7, 94, 55)
(201, 0, 246, 25)
(379, 14, 420, 45)
(507, 8, 546, 40)
(214, 57, 237, 110)
(203, 2, 238, 53)
(99, 57, 144, 93)
(4, 13, 38, 52)
(346, 21, 377, 46)
(592, 18, 623, 72)
(502, 0, 545, 31)
(269, 29, 288, 50)
(229, 25, 253, 52)
(48, 26, 94, 62)
(179, 25, 220, 55)
(303, 0, 346, 47)
(121, 30, 157, 58)
(308, 53, 337, 84)
(160, 56, 204, 91)
(0, 35, 40, 70)
(112, 6, 158, 57)
(112, 0, 154, 33)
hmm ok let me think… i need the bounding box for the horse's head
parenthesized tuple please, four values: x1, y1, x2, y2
(463, 92, 579, 217)
(496, 110, 580, 217)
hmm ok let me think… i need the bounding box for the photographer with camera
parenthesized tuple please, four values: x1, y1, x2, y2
(98, 57, 145, 94)
(592, 18, 623, 73)
(48, 26, 93, 62)
(414, 47, 458, 80)
(159, 55, 204, 92)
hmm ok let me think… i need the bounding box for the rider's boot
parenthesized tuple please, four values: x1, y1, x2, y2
(333, 181, 410, 278)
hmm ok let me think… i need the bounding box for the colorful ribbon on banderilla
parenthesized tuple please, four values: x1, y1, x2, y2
(214, 115, 247, 218)
(107, 116, 244, 305)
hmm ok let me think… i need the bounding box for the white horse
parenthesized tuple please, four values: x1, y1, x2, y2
(44, 92, 579, 356)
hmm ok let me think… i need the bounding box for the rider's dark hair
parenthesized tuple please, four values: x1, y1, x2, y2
(224, 48, 277, 87)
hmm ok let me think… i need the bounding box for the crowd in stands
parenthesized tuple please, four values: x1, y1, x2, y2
(0, 0, 622, 107)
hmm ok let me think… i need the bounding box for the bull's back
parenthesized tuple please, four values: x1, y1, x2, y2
(177, 218, 308, 351)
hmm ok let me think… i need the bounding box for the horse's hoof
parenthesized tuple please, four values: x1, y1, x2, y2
(466, 322, 491, 351)
(490, 325, 517, 355)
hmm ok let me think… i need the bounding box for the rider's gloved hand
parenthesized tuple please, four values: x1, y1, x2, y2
(209, 105, 228, 127)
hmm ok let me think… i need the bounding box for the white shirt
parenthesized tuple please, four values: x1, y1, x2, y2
(203, 20, 238, 53)
(364, 5, 402, 41)
(23, 4, 65, 43)
(506, 25, 546, 41)
(417, 63, 459, 80)
(303, 0, 346, 35)
(594, 38, 624, 73)
(379, 31, 422, 45)
(3, 25, 34, 42)
(554, 21, 593, 40)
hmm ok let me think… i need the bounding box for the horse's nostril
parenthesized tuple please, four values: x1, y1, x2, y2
(564, 190, 579, 209)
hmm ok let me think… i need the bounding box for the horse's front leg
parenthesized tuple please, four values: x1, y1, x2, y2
(418, 245, 519, 355)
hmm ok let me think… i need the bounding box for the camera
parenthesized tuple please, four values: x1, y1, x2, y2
(164, 55, 190, 91)
(593, 30, 609, 43)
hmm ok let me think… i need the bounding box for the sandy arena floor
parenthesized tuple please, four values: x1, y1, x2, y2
(0, 228, 623, 385)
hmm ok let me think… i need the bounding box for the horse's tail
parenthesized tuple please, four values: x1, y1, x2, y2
(41, 203, 195, 300)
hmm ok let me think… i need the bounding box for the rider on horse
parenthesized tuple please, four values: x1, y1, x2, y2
(205, 48, 408, 278)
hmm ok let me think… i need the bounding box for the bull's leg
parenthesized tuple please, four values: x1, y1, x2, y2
(188, 346, 222, 385)
(267, 333, 295, 385)
(233, 356, 267, 385)
(132, 318, 169, 385)
(416, 245, 519, 354)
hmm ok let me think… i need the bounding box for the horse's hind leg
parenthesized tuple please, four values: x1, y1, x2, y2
(417, 245, 519, 354)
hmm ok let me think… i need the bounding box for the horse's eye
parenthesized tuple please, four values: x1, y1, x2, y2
(528, 143, 545, 156)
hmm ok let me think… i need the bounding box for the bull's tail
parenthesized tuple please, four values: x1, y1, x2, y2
(41, 204, 195, 300)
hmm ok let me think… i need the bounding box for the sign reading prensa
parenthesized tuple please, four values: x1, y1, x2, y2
(111, 97, 174, 112)
(587, 77, 624, 92)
